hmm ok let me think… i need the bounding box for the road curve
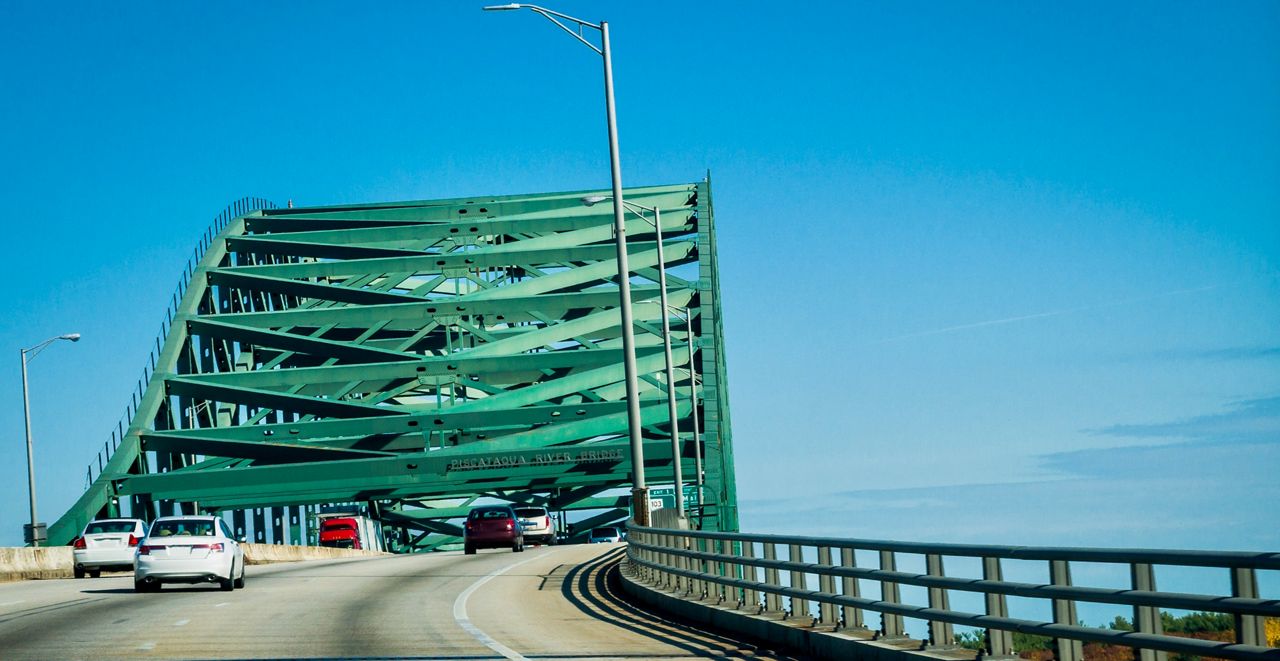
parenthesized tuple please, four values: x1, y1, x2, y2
(0, 543, 792, 659)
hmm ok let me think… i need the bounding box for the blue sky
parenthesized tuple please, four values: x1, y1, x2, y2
(0, 0, 1276, 568)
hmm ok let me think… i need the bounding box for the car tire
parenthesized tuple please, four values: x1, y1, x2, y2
(89, 570, 101, 578)
(233, 562, 245, 589)
(74, 566, 85, 579)
(549, 535, 556, 546)
(219, 574, 234, 591)
(464, 544, 476, 555)
(135, 579, 157, 592)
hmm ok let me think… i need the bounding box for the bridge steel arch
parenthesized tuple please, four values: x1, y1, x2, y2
(48, 180, 738, 549)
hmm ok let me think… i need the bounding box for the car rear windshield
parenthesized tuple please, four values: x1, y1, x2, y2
(470, 509, 513, 520)
(150, 520, 216, 537)
(592, 527, 620, 536)
(514, 508, 546, 518)
(85, 521, 135, 534)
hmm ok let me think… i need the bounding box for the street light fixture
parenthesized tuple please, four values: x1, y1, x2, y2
(582, 195, 686, 519)
(487, 4, 652, 525)
(21, 332, 81, 546)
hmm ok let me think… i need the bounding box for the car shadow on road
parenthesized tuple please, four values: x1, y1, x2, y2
(558, 546, 798, 660)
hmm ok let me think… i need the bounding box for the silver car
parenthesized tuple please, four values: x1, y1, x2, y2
(134, 516, 246, 592)
(72, 518, 147, 578)
(514, 506, 556, 545)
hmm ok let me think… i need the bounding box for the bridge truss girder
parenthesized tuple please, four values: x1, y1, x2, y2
(49, 180, 737, 550)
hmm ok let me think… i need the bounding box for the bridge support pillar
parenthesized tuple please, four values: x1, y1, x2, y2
(1050, 560, 1083, 661)
(982, 557, 1015, 658)
(1130, 563, 1167, 661)
(877, 550, 906, 640)
(787, 543, 809, 622)
(763, 543, 782, 614)
(925, 554, 955, 648)
(839, 547, 865, 631)
(741, 540, 760, 611)
(1231, 567, 1266, 647)
(818, 546, 838, 628)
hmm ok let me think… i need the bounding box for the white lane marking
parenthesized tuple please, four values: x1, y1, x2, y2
(0, 601, 25, 607)
(214, 602, 230, 608)
(137, 641, 156, 651)
(173, 619, 189, 626)
(452, 553, 544, 661)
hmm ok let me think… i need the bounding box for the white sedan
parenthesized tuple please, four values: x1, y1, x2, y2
(134, 516, 246, 592)
(72, 518, 147, 578)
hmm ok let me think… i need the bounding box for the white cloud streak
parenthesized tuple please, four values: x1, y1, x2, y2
(873, 284, 1219, 344)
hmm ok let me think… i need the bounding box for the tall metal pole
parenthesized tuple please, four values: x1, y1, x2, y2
(650, 207, 684, 518)
(600, 21, 649, 525)
(20, 350, 39, 547)
(686, 307, 703, 525)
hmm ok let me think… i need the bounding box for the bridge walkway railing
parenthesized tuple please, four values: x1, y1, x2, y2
(626, 526, 1280, 661)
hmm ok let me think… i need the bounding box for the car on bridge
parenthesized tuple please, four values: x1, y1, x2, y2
(71, 518, 147, 578)
(133, 516, 246, 592)
(588, 526, 624, 544)
(463, 506, 525, 554)
(514, 506, 556, 545)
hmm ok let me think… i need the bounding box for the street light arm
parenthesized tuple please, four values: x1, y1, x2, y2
(486, 4, 603, 55)
(22, 333, 80, 361)
(528, 7, 602, 54)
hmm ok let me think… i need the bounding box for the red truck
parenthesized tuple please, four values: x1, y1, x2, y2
(317, 515, 383, 551)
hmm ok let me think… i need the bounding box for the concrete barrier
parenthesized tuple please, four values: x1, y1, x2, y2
(0, 544, 386, 581)
(241, 543, 386, 565)
(0, 546, 73, 581)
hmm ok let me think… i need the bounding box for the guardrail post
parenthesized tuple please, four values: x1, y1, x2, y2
(788, 543, 810, 622)
(878, 550, 905, 639)
(679, 533, 692, 595)
(718, 538, 731, 603)
(1130, 562, 1167, 661)
(925, 553, 954, 647)
(742, 540, 760, 611)
(1050, 559, 1083, 661)
(818, 546, 838, 628)
(658, 532, 671, 588)
(839, 547, 864, 631)
(764, 542, 782, 614)
(695, 536, 708, 600)
(982, 556, 1014, 658)
(1231, 567, 1265, 646)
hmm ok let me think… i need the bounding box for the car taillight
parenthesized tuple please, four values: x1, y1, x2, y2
(504, 520, 513, 531)
(73, 537, 86, 549)
(193, 543, 225, 552)
(127, 534, 139, 547)
(138, 544, 162, 555)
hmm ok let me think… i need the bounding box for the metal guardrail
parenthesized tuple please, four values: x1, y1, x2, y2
(626, 526, 1280, 661)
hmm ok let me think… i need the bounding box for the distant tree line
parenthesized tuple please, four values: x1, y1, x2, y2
(953, 612, 1280, 660)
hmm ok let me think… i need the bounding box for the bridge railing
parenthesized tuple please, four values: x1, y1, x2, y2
(626, 526, 1280, 661)
(82, 197, 276, 490)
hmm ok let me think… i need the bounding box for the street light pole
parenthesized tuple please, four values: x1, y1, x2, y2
(484, 3, 650, 525)
(583, 197, 684, 519)
(20, 332, 81, 546)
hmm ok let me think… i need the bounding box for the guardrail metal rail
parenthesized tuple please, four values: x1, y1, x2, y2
(626, 526, 1280, 661)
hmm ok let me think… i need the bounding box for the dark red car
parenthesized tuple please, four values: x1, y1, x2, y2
(464, 506, 525, 554)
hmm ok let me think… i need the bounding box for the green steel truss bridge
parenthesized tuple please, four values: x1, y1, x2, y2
(49, 179, 737, 551)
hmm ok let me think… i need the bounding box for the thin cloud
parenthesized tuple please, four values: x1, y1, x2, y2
(873, 284, 1219, 344)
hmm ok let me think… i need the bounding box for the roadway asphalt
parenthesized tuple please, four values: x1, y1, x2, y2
(0, 542, 795, 660)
